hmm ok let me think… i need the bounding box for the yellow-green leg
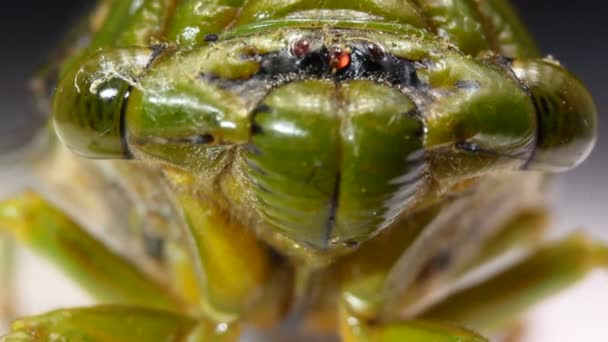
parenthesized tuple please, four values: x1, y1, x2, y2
(0, 192, 235, 341)
(337, 231, 607, 341)
(0, 189, 283, 341)
(1, 306, 239, 342)
(0, 179, 285, 340)
(173, 191, 283, 325)
(339, 304, 487, 342)
(333, 205, 541, 319)
(161, 166, 288, 330)
(455, 208, 548, 275)
(420, 234, 608, 333)
(0, 192, 183, 313)
(332, 206, 578, 341)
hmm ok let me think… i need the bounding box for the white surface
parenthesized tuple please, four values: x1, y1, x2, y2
(526, 272, 608, 342)
(15, 248, 93, 316)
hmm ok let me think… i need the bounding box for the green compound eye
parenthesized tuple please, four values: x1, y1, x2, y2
(53, 48, 156, 159)
(513, 59, 597, 172)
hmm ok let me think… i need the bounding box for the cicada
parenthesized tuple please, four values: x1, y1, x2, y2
(0, 0, 600, 341)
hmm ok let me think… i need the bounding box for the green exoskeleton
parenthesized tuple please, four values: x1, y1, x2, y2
(0, 0, 600, 341)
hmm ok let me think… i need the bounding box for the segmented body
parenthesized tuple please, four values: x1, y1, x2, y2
(2, 0, 597, 340)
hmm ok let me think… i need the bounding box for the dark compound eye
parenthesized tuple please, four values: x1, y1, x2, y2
(292, 38, 311, 58)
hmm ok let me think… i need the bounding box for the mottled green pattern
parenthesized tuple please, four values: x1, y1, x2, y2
(417, 0, 490, 55)
(85, 0, 539, 55)
(166, 0, 247, 47)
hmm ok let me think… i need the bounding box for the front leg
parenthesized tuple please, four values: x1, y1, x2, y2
(0, 192, 183, 313)
(336, 227, 607, 341)
(420, 234, 608, 333)
(2, 306, 239, 342)
(339, 306, 487, 342)
(162, 167, 287, 328)
(0, 191, 266, 341)
(334, 175, 547, 322)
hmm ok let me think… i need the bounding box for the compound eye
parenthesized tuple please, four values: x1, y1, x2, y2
(513, 59, 597, 172)
(53, 48, 155, 159)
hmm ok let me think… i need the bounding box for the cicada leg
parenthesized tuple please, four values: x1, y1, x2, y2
(162, 167, 287, 328)
(335, 210, 605, 341)
(331, 183, 550, 336)
(333, 173, 546, 322)
(0, 191, 183, 313)
(419, 234, 608, 333)
(338, 305, 488, 342)
(1, 306, 239, 342)
(454, 208, 549, 276)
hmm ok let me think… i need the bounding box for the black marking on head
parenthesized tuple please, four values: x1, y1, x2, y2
(146, 44, 170, 68)
(204, 33, 219, 42)
(250, 41, 420, 88)
(119, 88, 134, 159)
(529, 93, 555, 154)
(336, 43, 420, 86)
(253, 103, 271, 114)
(251, 122, 264, 135)
(251, 104, 271, 136)
(455, 80, 480, 90)
(324, 172, 341, 248)
(258, 53, 300, 76)
(297, 45, 331, 76)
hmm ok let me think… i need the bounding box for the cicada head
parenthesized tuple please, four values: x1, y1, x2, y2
(52, 27, 596, 252)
